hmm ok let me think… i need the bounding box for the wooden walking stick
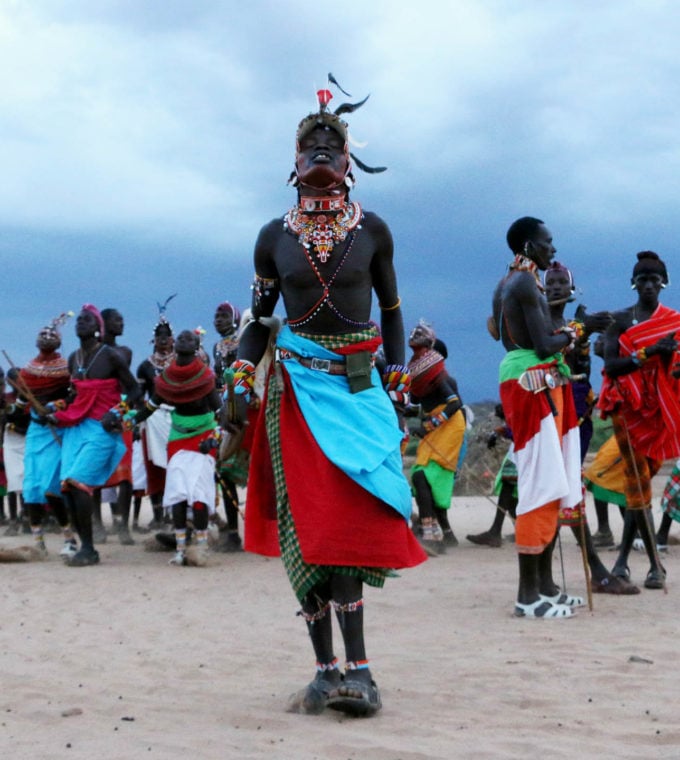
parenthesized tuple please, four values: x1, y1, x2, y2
(2, 349, 62, 446)
(577, 490, 594, 611)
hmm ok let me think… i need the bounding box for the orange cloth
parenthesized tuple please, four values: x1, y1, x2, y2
(515, 500, 560, 554)
(514, 388, 564, 553)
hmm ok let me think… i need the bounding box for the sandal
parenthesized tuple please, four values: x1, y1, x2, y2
(540, 592, 585, 607)
(327, 677, 382, 717)
(286, 670, 342, 715)
(644, 568, 666, 590)
(514, 599, 574, 619)
(612, 565, 631, 581)
(67, 548, 100, 567)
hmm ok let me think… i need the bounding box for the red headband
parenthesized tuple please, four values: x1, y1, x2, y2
(82, 303, 105, 337)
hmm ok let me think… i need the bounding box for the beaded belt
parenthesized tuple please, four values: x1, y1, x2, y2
(277, 348, 348, 375)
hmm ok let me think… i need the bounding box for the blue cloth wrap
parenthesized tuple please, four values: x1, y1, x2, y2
(23, 415, 65, 503)
(60, 418, 125, 488)
(277, 324, 411, 520)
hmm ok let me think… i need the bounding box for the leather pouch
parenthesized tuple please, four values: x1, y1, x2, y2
(346, 351, 374, 394)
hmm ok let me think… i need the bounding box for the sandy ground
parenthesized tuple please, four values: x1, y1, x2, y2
(1, 483, 680, 760)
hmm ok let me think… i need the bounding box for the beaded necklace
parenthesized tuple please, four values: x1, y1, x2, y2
(149, 350, 175, 374)
(75, 344, 105, 379)
(287, 230, 372, 329)
(214, 334, 239, 360)
(509, 253, 544, 292)
(284, 200, 362, 263)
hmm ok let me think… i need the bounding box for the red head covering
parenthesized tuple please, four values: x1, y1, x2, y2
(217, 302, 241, 327)
(82, 303, 105, 337)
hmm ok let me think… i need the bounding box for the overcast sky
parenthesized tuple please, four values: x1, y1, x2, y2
(2, 0, 680, 400)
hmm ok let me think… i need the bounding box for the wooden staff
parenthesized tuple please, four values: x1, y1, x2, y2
(2, 350, 61, 445)
(577, 495, 594, 611)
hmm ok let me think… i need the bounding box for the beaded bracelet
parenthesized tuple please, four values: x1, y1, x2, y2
(45, 400, 67, 413)
(382, 364, 411, 393)
(568, 319, 586, 342)
(631, 347, 648, 366)
(425, 410, 449, 431)
(230, 359, 257, 396)
(382, 364, 411, 406)
(108, 398, 132, 420)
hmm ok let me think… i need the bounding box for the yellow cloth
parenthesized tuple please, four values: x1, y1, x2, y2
(415, 405, 466, 472)
(583, 434, 624, 494)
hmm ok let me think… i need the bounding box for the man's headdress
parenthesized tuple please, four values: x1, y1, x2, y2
(289, 73, 386, 190)
(154, 294, 177, 336)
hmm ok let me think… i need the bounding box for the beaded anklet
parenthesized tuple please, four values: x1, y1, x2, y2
(316, 657, 339, 672)
(345, 659, 369, 671)
(331, 599, 364, 613)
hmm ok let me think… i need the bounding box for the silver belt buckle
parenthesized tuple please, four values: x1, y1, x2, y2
(310, 357, 331, 372)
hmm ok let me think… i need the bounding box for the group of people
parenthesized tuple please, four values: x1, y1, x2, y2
(489, 218, 680, 619)
(3, 75, 680, 721)
(0, 299, 250, 567)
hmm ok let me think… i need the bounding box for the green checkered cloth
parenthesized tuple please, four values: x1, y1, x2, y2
(266, 329, 393, 602)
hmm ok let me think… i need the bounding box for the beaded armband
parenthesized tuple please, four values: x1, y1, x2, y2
(631, 347, 648, 367)
(230, 359, 256, 398)
(382, 364, 411, 406)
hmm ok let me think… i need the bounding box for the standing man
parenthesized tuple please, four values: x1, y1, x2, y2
(212, 301, 244, 551)
(43, 304, 141, 566)
(597, 251, 680, 589)
(98, 307, 136, 545)
(235, 80, 426, 717)
(490, 217, 582, 618)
